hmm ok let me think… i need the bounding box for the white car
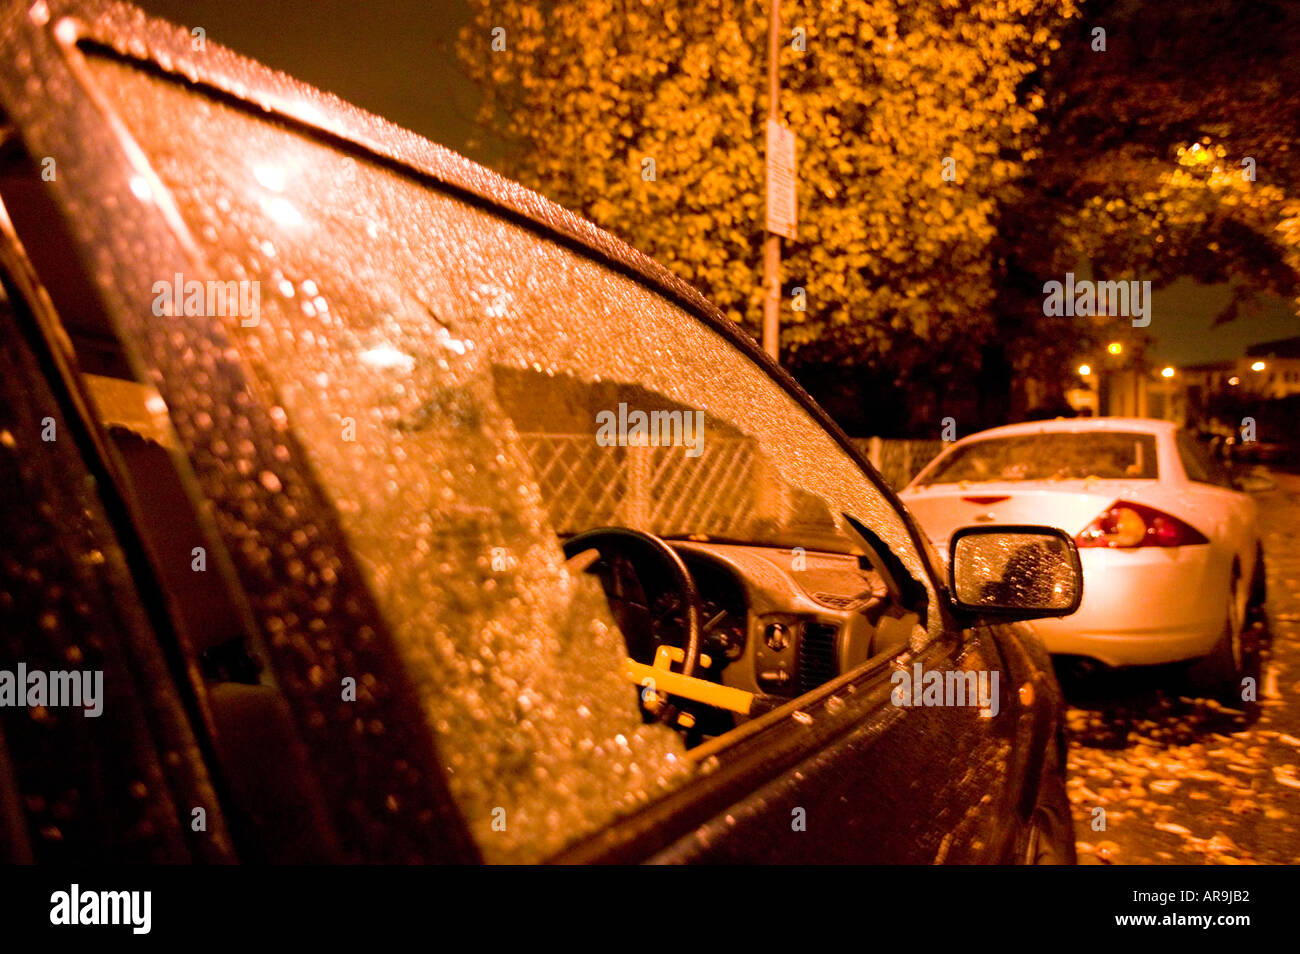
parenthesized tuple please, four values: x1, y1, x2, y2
(900, 418, 1264, 696)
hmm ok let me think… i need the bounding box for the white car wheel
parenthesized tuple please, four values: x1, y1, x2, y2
(1190, 567, 1246, 703)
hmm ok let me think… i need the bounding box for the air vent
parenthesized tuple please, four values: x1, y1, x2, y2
(798, 623, 840, 694)
(812, 592, 864, 610)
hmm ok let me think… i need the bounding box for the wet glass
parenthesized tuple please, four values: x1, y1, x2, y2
(951, 531, 1080, 611)
(83, 52, 934, 859)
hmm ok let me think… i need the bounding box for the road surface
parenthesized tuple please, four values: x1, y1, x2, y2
(1064, 470, 1300, 864)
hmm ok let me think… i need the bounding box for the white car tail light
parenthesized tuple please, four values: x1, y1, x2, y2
(1075, 501, 1209, 549)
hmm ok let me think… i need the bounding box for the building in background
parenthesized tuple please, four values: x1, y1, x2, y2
(1183, 337, 1300, 407)
(1066, 335, 1300, 425)
(1065, 329, 1179, 420)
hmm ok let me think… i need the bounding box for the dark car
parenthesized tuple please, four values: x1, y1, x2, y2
(0, 0, 1082, 864)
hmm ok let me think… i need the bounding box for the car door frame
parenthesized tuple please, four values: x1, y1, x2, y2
(554, 616, 1039, 863)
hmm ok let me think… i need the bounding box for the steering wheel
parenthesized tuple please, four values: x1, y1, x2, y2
(562, 526, 703, 680)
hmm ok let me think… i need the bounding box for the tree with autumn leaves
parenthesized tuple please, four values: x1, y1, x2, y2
(460, 0, 1300, 434)
(989, 0, 1300, 423)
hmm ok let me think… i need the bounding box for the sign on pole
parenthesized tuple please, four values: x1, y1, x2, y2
(765, 118, 797, 240)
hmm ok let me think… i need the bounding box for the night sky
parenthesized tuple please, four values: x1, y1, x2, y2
(133, 0, 485, 158)
(131, 0, 1296, 367)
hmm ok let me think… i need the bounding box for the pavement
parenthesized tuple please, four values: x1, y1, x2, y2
(1062, 469, 1300, 864)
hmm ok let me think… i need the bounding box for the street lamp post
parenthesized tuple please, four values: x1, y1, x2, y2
(762, 0, 781, 361)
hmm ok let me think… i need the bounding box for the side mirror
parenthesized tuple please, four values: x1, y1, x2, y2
(949, 526, 1083, 620)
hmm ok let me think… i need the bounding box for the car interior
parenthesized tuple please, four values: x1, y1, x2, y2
(562, 529, 925, 744)
(489, 365, 929, 746)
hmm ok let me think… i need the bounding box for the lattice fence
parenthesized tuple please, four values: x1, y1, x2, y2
(517, 433, 943, 535)
(520, 434, 772, 536)
(851, 438, 947, 490)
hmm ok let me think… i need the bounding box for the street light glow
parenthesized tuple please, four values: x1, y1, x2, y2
(1229, 376, 1240, 386)
(1251, 360, 1266, 371)
(1161, 366, 1175, 378)
(1107, 342, 1123, 355)
(1078, 364, 1092, 376)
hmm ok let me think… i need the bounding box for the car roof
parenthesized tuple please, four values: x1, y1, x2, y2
(951, 417, 1179, 444)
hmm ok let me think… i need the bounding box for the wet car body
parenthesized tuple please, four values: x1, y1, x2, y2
(0, 0, 1077, 864)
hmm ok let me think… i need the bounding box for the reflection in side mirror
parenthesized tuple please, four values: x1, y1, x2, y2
(949, 526, 1083, 620)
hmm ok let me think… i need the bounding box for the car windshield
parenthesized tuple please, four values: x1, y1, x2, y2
(920, 431, 1160, 483)
(80, 51, 935, 860)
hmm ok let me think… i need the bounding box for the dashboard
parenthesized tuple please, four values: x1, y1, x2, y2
(565, 528, 927, 743)
(665, 541, 920, 703)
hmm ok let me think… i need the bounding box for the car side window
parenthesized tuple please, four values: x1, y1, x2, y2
(1176, 430, 1233, 488)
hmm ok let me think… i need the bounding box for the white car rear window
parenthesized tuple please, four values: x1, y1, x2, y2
(922, 431, 1159, 483)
